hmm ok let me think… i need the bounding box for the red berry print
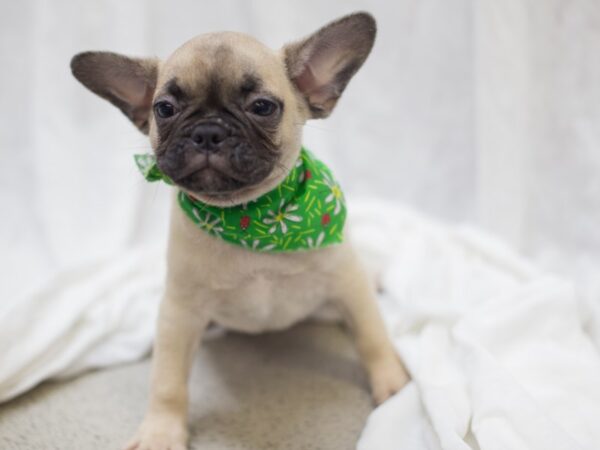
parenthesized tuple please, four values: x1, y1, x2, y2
(240, 215, 250, 230)
(321, 213, 331, 226)
(304, 170, 312, 180)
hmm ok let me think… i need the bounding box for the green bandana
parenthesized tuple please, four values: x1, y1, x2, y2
(134, 148, 346, 252)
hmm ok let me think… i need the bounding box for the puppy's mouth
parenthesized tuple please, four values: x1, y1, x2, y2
(173, 153, 246, 184)
(158, 149, 274, 196)
(170, 159, 244, 195)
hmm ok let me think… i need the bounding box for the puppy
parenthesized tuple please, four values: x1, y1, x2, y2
(71, 12, 408, 450)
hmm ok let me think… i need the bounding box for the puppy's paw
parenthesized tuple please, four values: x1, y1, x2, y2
(124, 417, 188, 450)
(368, 356, 410, 405)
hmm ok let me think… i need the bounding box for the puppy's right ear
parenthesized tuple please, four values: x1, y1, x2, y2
(71, 51, 159, 134)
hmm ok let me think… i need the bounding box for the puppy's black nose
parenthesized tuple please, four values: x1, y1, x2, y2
(190, 123, 228, 152)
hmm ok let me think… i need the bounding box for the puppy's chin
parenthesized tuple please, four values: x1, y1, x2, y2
(177, 168, 245, 196)
(175, 166, 279, 206)
(178, 163, 297, 207)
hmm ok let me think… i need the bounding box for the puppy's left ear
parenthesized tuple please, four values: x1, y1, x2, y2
(71, 51, 159, 134)
(284, 12, 376, 119)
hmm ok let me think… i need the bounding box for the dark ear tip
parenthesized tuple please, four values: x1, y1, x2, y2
(71, 51, 119, 79)
(346, 11, 377, 35)
(70, 51, 94, 78)
(349, 11, 376, 26)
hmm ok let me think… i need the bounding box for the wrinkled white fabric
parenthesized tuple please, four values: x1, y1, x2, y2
(354, 201, 600, 450)
(0, 246, 164, 401)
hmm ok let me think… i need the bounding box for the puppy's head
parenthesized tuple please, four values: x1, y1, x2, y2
(71, 12, 376, 206)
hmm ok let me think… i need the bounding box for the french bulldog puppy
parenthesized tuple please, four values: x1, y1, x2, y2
(71, 12, 408, 450)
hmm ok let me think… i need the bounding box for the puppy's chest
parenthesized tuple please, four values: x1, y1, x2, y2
(210, 270, 330, 333)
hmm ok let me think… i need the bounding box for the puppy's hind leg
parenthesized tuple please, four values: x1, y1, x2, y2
(331, 248, 409, 405)
(124, 286, 213, 450)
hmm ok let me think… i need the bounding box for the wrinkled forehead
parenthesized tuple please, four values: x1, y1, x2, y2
(156, 32, 288, 100)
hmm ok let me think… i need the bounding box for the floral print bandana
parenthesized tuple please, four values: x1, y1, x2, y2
(134, 148, 346, 252)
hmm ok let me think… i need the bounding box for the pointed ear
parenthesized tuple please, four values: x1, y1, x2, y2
(70, 51, 159, 134)
(284, 12, 376, 119)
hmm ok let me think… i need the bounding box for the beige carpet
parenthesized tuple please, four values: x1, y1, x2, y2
(0, 323, 373, 450)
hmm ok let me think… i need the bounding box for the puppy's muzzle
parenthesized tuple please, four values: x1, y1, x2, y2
(190, 122, 229, 153)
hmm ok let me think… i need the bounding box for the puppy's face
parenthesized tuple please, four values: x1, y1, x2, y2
(148, 35, 298, 202)
(71, 13, 376, 205)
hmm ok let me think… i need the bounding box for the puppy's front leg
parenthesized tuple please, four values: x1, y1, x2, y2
(125, 285, 213, 450)
(333, 250, 409, 405)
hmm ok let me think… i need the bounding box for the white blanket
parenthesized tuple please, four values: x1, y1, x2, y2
(353, 201, 600, 450)
(2, 198, 600, 450)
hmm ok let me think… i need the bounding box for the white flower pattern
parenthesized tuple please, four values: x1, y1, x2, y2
(322, 172, 344, 215)
(192, 208, 224, 237)
(306, 231, 325, 249)
(263, 199, 302, 234)
(241, 239, 276, 252)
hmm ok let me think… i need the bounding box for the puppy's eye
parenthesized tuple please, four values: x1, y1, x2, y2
(250, 99, 277, 116)
(154, 101, 176, 119)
